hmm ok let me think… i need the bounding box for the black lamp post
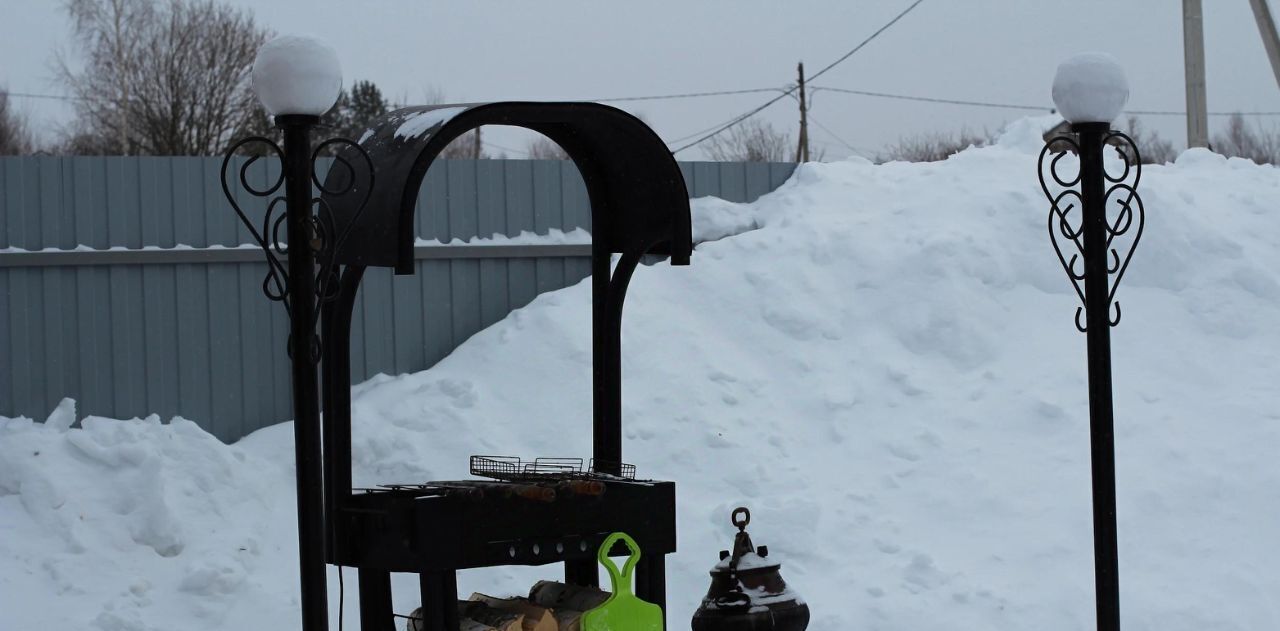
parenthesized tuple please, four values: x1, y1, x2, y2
(1038, 53, 1146, 631)
(220, 35, 366, 631)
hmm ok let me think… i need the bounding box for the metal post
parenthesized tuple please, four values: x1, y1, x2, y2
(1041, 112, 1146, 631)
(1075, 122, 1120, 631)
(1183, 0, 1209, 147)
(796, 62, 809, 163)
(1248, 0, 1280, 92)
(279, 113, 330, 631)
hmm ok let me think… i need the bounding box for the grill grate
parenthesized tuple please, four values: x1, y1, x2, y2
(470, 455, 636, 481)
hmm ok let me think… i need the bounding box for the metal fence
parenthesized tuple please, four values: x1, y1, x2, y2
(0, 156, 795, 442)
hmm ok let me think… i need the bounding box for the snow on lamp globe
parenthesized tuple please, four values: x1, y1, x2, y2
(251, 34, 342, 117)
(1051, 52, 1129, 125)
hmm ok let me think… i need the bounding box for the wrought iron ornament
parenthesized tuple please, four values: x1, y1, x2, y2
(1038, 127, 1146, 331)
(220, 117, 374, 631)
(219, 132, 374, 362)
(1039, 121, 1146, 631)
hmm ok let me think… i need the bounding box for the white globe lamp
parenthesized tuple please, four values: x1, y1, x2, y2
(251, 35, 342, 117)
(1051, 52, 1129, 125)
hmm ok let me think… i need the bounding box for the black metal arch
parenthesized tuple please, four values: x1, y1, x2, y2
(321, 101, 693, 274)
(316, 102, 693, 629)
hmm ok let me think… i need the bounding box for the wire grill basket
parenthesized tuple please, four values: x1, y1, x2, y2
(470, 455, 636, 481)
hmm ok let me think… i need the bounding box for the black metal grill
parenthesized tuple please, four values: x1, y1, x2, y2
(297, 101, 692, 631)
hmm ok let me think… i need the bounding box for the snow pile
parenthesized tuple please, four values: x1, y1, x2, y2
(0, 403, 296, 630)
(4, 124, 1280, 630)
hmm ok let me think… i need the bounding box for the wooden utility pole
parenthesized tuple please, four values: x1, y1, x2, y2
(1248, 0, 1280, 91)
(796, 62, 810, 163)
(1183, 0, 1210, 147)
(473, 126, 483, 159)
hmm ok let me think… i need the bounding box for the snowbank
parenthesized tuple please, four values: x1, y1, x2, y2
(4, 122, 1280, 630)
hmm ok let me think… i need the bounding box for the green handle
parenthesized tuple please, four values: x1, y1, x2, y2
(597, 532, 642, 597)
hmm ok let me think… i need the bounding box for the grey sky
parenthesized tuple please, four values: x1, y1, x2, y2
(3, 0, 1280, 160)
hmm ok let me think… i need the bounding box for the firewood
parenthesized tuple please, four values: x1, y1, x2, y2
(528, 580, 610, 612)
(469, 593, 556, 631)
(403, 603, 524, 631)
(458, 600, 525, 631)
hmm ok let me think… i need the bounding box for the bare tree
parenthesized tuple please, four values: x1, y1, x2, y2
(416, 86, 487, 159)
(437, 129, 486, 159)
(1213, 113, 1280, 165)
(57, 0, 270, 155)
(705, 118, 791, 162)
(0, 90, 34, 155)
(526, 136, 569, 160)
(878, 128, 991, 163)
(1119, 116, 1178, 165)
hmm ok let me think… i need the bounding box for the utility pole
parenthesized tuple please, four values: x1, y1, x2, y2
(795, 62, 810, 162)
(1248, 0, 1280, 92)
(473, 126, 482, 159)
(1183, 0, 1209, 147)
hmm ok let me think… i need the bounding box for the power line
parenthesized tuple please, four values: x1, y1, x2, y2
(671, 0, 926, 154)
(805, 0, 925, 84)
(670, 94, 796, 154)
(587, 87, 785, 103)
(815, 86, 1048, 112)
(815, 85, 1280, 116)
(1129, 108, 1280, 117)
(4, 91, 84, 102)
(665, 99, 803, 145)
(805, 112, 863, 154)
(482, 139, 529, 157)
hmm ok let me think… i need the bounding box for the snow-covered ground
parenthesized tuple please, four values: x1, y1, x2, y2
(3, 117, 1279, 631)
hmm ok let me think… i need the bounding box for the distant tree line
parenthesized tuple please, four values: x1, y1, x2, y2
(0, 90, 33, 155)
(0, 0, 577, 158)
(13, 0, 1278, 164)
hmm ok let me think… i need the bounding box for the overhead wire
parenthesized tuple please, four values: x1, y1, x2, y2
(806, 112, 863, 154)
(813, 86, 1049, 112)
(670, 0, 927, 154)
(3, 91, 85, 102)
(586, 87, 786, 103)
(664, 98, 791, 145)
(814, 85, 1280, 116)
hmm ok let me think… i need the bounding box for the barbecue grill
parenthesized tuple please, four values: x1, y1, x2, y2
(316, 102, 693, 631)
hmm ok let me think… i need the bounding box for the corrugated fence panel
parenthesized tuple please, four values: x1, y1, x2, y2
(476, 161, 510, 329)
(0, 157, 795, 441)
(503, 160, 538, 311)
(0, 269, 10, 419)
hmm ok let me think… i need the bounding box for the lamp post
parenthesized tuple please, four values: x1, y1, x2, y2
(1039, 53, 1146, 631)
(222, 35, 345, 631)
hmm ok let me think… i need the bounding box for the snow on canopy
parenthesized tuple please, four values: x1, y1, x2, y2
(3, 118, 1279, 630)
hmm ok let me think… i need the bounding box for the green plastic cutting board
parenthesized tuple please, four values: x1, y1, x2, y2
(582, 532, 664, 631)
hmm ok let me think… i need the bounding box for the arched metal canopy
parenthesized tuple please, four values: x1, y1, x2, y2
(323, 101, 693, 274)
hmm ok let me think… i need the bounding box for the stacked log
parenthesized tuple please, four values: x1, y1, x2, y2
(404, 581, 613, 631)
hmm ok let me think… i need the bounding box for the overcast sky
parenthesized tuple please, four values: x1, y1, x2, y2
(4, 0, 1280, 160)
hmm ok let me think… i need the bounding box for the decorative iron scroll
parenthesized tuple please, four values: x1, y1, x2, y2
(1037, 130, 1146, 332)
(220, 136, 374, 361)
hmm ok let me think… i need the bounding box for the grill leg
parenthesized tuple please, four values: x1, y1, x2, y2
(636, 554, 667, 628)
(358, 568, 395, 631)
(565, 559, 599, 587)
(419, 571, 459, 631)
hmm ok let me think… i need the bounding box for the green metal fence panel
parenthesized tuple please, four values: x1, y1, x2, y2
(0, 157, 796, 442)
